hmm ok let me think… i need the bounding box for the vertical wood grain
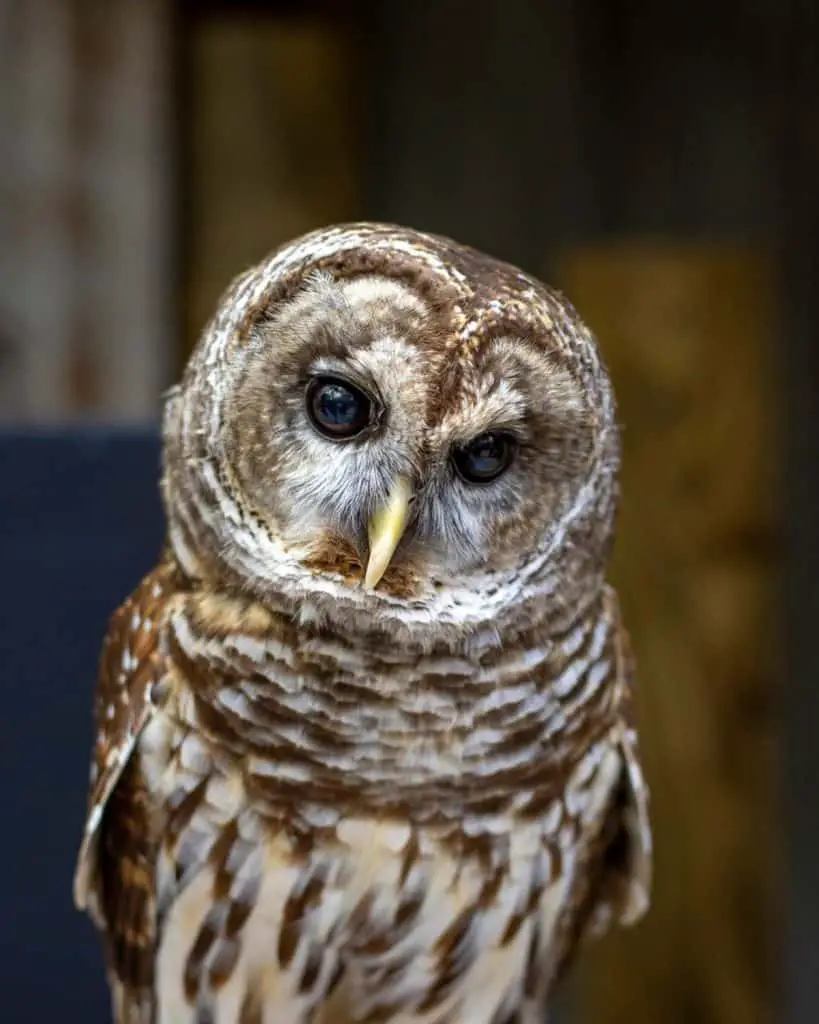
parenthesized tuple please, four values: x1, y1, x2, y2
(182, 10, 361, 357)
(0, 0, 174, 422)
(557, 241, 780, 1024)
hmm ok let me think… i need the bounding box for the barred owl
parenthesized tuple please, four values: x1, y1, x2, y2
(74, 222, 651, 1024)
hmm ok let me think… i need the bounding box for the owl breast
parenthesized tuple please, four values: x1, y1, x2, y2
(137, 634, 625, 1024)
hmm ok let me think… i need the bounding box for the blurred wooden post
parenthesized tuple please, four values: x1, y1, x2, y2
(556, 242, 780, 1024)
(1, 0, 174, 422)
(182, 9, 361, 358)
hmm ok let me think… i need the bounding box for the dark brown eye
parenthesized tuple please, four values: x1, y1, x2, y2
(452, 432, 516, 484)
(306, 376, 373, 440)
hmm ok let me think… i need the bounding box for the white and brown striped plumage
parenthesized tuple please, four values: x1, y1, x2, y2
(74, 222, 651, 1023)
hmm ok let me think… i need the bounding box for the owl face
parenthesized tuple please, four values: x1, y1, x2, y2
(164, 224, 619, 639)
(226, 271, 594, 582)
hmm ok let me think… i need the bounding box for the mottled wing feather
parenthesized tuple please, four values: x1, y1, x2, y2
(581, 587, 652, 942)
(99, 756, 157, 1023)
(549, 589, 651, 990)
(606, 588, 652, 927)
(74, 559, 183, 1017)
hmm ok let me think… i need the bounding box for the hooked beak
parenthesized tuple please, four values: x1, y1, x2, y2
(364, 476, 413, 590)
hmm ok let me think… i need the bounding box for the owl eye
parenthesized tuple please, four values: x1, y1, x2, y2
(452, 432, 517, 484)
(306, 376, 373, 440)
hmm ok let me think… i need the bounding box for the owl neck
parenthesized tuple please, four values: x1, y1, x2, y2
(165, 499, 605, 659)
(165, 555, 618, 821)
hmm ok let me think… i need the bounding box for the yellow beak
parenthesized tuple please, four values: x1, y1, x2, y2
(364, 476, 413, 590)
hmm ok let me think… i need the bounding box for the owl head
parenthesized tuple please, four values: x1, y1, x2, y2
(162, 223, 620, 646)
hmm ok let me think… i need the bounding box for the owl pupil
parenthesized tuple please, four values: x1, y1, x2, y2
(453, 432, 516, 484)
(306, 376, 372, 439)
(320, 384, 356, 423)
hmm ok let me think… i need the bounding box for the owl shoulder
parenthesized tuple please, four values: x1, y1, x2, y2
(73, 553, 185, 918)
(589, 584, 653, 935)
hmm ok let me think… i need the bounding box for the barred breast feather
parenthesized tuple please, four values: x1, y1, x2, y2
(75, 557, 650, 1024)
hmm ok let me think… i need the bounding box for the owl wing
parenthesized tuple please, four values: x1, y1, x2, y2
(74, 557, 182, 1019)
(608, 587, 652, 927)
(578, 585, 652, 944)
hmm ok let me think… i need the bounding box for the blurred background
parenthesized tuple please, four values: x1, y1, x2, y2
(1, 0, 818, 1021)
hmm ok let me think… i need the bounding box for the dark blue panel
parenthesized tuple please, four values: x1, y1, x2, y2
(0, 429, 165, 1021)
